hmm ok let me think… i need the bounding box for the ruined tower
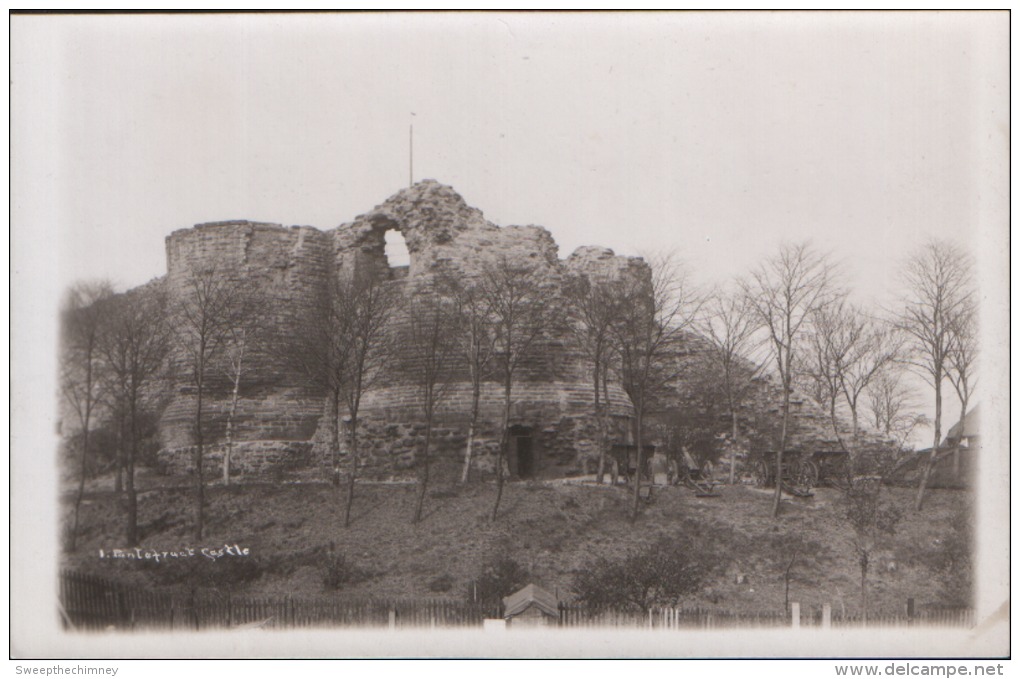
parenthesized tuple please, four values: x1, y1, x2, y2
(156, 180, 642, 481)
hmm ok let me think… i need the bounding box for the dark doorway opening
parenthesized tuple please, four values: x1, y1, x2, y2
(510, 426, 534, 479)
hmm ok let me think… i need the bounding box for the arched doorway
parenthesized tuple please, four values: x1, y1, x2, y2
(509, 425, 535, 480)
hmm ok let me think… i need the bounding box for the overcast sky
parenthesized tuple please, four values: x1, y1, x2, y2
(12, 11, 1009, 437)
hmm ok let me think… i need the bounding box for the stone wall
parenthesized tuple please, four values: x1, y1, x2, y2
(146, 179, 890, 483)
(648, 330, 897, 475)
(158, 440, 315, 477)
(160, 220, 332, 453)
(155, 181, 642, 479)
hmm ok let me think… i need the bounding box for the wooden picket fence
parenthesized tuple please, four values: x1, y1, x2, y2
(59, 570, 974, 632)
(59, 570, 498, 631)
(827, 608, 975, 628)
(558, 604, 788, 629)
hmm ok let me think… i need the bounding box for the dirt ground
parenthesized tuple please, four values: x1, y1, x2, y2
(62, 472, 972, 617)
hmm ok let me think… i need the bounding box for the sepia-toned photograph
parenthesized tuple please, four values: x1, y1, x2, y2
(10, 11, 1009, 661)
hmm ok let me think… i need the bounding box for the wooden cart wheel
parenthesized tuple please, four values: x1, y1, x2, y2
(794, 460, 820, 489)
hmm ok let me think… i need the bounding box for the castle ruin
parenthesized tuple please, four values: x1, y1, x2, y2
(156, 180, 642, 481)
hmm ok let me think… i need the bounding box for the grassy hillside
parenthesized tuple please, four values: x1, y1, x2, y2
(62, 474, 971, 617)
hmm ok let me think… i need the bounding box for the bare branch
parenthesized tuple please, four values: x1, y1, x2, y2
(895, 239, 976, 510)
(740, 242, 838, 518)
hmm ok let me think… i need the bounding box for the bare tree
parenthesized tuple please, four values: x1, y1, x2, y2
(897, 240, 975, 510)
(866, 368, 920, 439)
(97, 288, 171, 546)
(437, 273, 497, 484)
(173, 266, 252, 540)
(700, 287, 762, 484)
(805, 300, 901, 470)
(865, 369, 931, 480)
(283, 275, 353, 487)
(564, 271, 620, 483)
(60, 281, 114, 551)
(838, 316, 901, 468)
(611, 253, 701, 520)
(337, 268, 399, 528)
(945, 303, 977, 478)
(866, 371, 902, 437)
(844, 477, 901, 623)
(218, 287, 266, 486)
(742, 242, 836, 518)
(478, 256, 554, 521)
(400, 288, 459, 523)
(802, 302, 850, 450)
(277, 265, 396, 526)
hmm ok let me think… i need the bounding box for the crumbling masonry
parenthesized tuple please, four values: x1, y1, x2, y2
(157, 180, 640, 481)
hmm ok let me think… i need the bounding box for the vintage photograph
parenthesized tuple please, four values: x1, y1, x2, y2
(10, 11, 1009, 659)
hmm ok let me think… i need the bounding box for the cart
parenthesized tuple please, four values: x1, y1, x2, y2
(801, 450, 851, 489)
(750, 450, 815, 497)
(673, 449, 721, 497)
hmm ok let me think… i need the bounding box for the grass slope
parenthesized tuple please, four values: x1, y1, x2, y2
(63, 475, 971, 616)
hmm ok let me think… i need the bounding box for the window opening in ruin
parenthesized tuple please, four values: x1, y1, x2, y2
(384, 229, 410, 270)
(510, 426, 535, 479)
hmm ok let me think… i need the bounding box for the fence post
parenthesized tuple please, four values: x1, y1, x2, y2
(906, 597, 915, 627)
(822, 604, 831, 629)
(388, 607, 396, 630)
(791, 602, 800, 629)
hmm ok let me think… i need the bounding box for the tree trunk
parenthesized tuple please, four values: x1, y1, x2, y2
(414, 415, 433, 524)
(594, 363, 607, 485)
(461, 379, 481, 484)
(915, 376, 943, 511)
(784, 555, 796, 614)
(491, 379, 512, 522)
(631, 407, 644, 520)
(729, 400, 739, 486)
(828, 395, 853, 479)
(344, 416, 359, 528)
(860, 552, 869, 625)
(69, 356, 97, 552)
(850, 405, 860, 456)
(952, 399, 966, 478)
(70, 416, 91, 552)
(602, 368, 614, 483)
(126, 456, 138, 546)
(332, 390, 342, 486)
(126, 393, 139, 547)
(223, 366, 242, 486)
(772, 386, 790, 519)
(195, 372, 205, 541)
(114, 409, 124, 494)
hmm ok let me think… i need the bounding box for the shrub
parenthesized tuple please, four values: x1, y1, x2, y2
(915, 511, 973, 607)
(428, 573, 455, 593)
(573, 539, 707, 613)
(843, 478, 901, 619)
(321, 544, 372, 591)
(470, 556, 530, 605)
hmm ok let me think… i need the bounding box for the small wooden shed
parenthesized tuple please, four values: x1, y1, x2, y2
(502, 584, 560, 628)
